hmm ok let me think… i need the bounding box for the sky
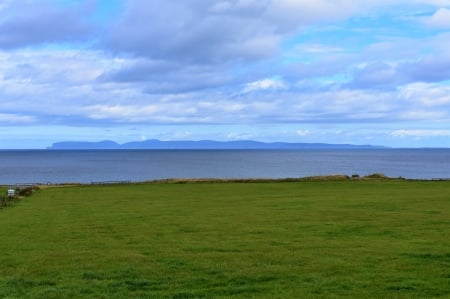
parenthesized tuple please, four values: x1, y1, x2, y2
(1, 0, 450, 149)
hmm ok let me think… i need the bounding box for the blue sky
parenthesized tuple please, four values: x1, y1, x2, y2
(1, 0, 450, 149)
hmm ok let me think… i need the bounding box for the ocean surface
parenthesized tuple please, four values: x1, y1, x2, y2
(0, 149, 449, 185)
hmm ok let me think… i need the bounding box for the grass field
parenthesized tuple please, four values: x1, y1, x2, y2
(1, 180, 449, 298)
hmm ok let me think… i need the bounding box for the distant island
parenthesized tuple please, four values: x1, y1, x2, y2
(47, 139, 387, 150)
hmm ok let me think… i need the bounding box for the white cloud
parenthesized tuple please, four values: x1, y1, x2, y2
(0, 113, 35, 124)
(424, 8, 450, 28)
(226, 132, 255, 140)
(86, 104, 162, 121)
(399, 82, 450, 107)
(0, 48, 112, 88)
(296, 130, 311, 136)
(243, 78, 287, 93)
(391, 129, 450, 137)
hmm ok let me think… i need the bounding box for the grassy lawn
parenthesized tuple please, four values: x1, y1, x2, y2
(1, 180, 449, 298)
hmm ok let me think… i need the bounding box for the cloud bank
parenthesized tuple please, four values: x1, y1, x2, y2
(1, 0, 450, 148)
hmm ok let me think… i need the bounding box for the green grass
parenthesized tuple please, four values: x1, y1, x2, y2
(1, 180, 449, 298)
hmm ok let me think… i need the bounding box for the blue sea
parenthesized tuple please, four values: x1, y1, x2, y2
(0, 149, 449, 185)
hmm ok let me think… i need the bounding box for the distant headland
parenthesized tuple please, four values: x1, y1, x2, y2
(47, 139, 387, 150)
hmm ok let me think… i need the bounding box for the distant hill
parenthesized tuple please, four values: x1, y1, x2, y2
(47, 140, 121, 150)
(47, 139, 386, 150)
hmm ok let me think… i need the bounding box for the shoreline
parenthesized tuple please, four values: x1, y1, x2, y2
(3, 174, 450, 188)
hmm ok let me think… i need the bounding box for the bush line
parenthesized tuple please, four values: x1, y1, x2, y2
(0, 186, 39, 208)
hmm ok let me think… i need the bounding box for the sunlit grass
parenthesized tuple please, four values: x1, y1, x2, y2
(1, 180, 449, 298)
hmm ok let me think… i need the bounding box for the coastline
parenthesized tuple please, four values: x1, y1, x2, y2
(3, 174, 450, 189)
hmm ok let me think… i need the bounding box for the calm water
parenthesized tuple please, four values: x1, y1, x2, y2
(0, 149, 449, 184)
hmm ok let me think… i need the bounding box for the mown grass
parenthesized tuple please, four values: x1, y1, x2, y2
(0, 180, 449, 298)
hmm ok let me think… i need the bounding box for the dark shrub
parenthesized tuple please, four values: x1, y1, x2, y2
(0, 195, 7, 207)
(17, 187, 35, 197)
(365, 173, 388, 179)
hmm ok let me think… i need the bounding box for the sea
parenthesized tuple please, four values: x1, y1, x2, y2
(0, 149, 449, 185)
